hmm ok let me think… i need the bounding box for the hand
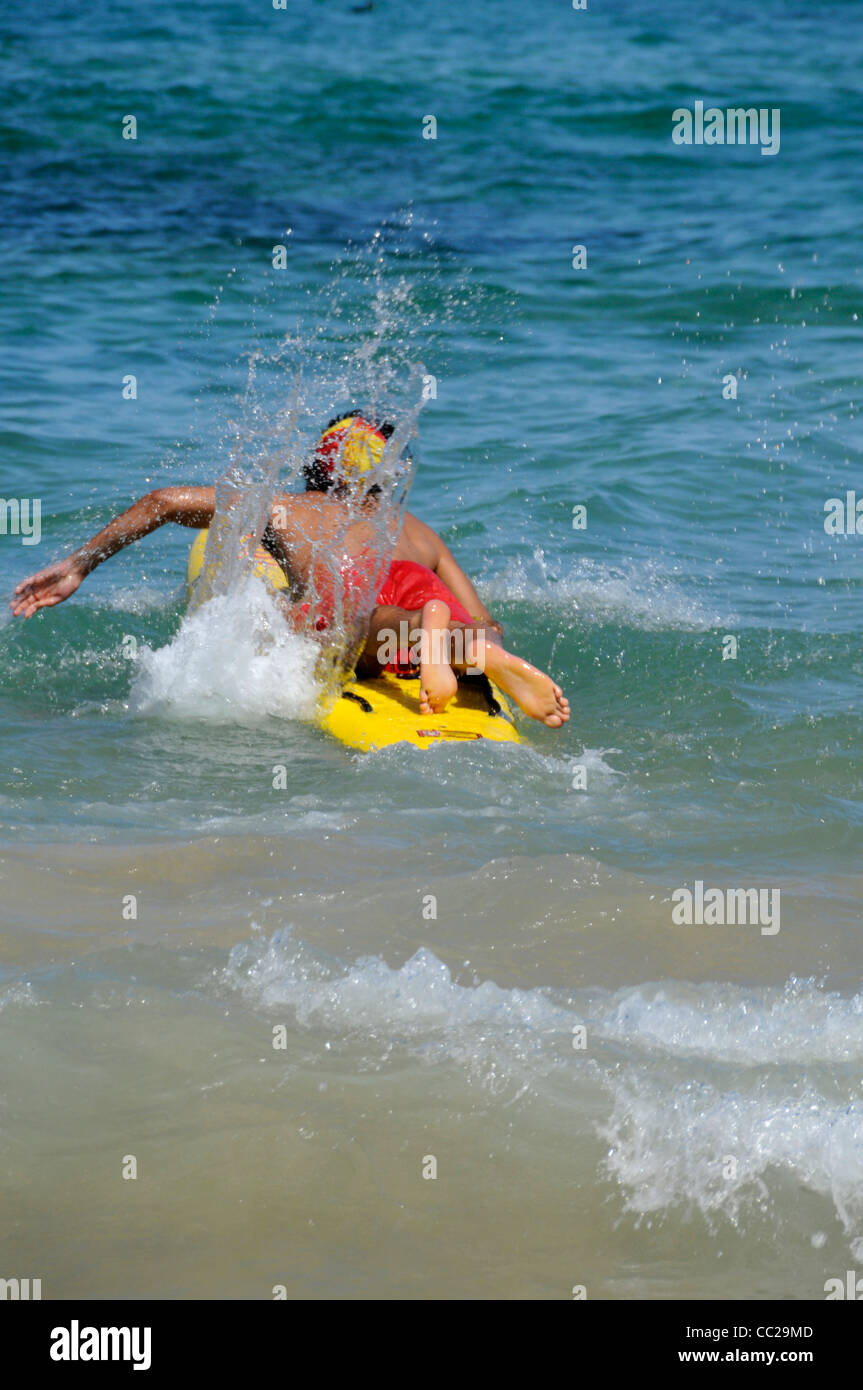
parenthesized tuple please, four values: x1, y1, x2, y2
(10, 557, 85, 618)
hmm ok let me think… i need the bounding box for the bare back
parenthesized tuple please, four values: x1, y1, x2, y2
(267, 492, 396, 594)
(268, 496, 440, 587)
(392, 511, 444, 568)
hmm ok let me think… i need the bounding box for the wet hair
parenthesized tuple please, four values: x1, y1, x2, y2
(303, 413, 395, 493)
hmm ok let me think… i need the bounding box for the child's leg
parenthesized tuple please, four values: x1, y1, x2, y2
(418, 599, 458, 715)
(358, 604, 569, 727)
(440, 623, 569, 727)
(358, 602, 463, 713)
(475, 641, 570, 728)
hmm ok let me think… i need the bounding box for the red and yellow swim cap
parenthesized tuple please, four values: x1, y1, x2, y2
(305, 414, 390, 491)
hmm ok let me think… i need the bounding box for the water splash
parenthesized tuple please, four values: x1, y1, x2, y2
(188, 361, 302, 611)
(224, 931, 863, 1251)
(181, 227, 432, 711)
(130, 577, 320, 722)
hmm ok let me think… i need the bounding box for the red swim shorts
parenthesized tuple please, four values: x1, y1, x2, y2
(375, 560, 474, 625)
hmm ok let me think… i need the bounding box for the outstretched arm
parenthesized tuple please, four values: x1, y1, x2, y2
(10, 486, 215, 618)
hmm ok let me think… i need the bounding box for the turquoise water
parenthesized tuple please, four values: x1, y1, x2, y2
(1, 0, 862, 1299)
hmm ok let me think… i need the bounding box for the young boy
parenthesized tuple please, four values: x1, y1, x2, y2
(301, 415, 569, 727)
(12, 413, 569, 728)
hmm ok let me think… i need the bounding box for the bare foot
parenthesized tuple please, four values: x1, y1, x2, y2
(420, 663, 458, 714)
(419, 599, 458, 714)
(484, 646, 570, 727)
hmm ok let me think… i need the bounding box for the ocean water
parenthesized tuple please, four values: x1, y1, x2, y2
(1, 0, 862, 1300)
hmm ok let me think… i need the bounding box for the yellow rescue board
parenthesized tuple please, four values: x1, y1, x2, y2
(318, 669, 520, 752)
(186, 529, 522, 752)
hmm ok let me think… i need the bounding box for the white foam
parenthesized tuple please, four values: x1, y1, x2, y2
(361, 736, 624, 794)
(0, 981, 37, 1011)
(591, 978, 863, 1065)
(600, 1075, 863, 1249)
(224, 935, 863, 1248)
(226, 933, 573, 1089)
(91, 585, 181, 615)
(484, 550, 723, 631)
(129, 577, 320, 722)
(592, 978, 863, 1249)
(228, 934, 570, 1036)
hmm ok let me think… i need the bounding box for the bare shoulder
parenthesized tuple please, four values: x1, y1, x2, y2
(400, 511, 444, 564)
(271, 491, 325, 535)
